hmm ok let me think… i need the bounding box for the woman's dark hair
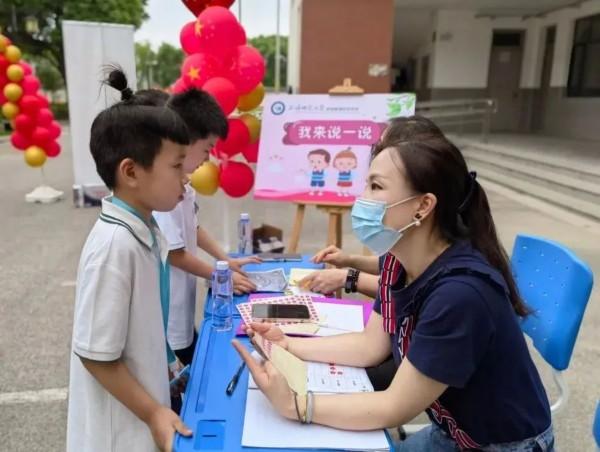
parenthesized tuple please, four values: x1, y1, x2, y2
(374, 115, 529, 317)
(90, 66, 190, 189)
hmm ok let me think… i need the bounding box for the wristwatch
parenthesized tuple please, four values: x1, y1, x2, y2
(344, 268, 360, 293)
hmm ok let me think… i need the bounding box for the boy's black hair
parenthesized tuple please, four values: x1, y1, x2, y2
(90, 66, 190, 189)
(133, 89, 170, 107)
(167, 88, 229, 141)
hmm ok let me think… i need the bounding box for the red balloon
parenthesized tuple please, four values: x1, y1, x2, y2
(217, 118, 250, 157)
(19, 95, 41, 115)
(219, 160, 254, 197)
(31, 126, 51, 147)
(202, 77, 239, 115)
(172, 77, 190, 94)
(48, 121, 62, 140)
(36, 94, 50, 109)
(195, 7, 246, 58)
(22, 75, 41, 95)
(20, 62, 33, 75)
(227, 45, 266, 94)
(0, 54, 8, 73)
(10, 131, 31, 150)
(44, 140, 61, 158)
(37, 108, 54, 127)
(181, 53, 220, 88)
(181, 0, 209, 16)
(241, 140, 259, 163)
(210, 0, 235, 7)
(180, 21, 202, 55)
(0, 91, 6, 105)
(14, 113, 36, 135)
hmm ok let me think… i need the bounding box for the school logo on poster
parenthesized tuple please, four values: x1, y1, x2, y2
(254, 93, 416, 205)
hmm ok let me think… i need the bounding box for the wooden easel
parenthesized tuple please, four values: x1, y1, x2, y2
(287, 79, 364, 253)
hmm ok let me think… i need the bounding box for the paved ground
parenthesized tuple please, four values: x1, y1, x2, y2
(0, 131, 598, 451)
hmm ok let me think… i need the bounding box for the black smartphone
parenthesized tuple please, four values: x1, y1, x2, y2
(251, 303, 311, 322)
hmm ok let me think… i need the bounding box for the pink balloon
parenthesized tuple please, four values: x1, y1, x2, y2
(37, 108, 54, 127)
(202, 77, 239, 115)
(219, 160, 254, 198)
(31, 126, 51, 147)
(217, 118, 250, 157)
(20, 62, 33, 75)
(180, 21, 202, 55)
(241, 140, 259, 163)
(195, 6, 246, 58)
(36, 94, 50, 109)
(181, 53, 221, 89)
(172, 77, 190, 94)
(22, 75, 41, 95)
(227, 45, 266, 94)
(14, 113, 36, 135)
(19, 95, 41, 115)
(10, 131, 31, 150)
(44, 140, 61, 158)
(48, 121, 62, 140)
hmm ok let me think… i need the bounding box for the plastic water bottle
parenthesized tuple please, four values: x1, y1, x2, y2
(238, 213, 252, 255)
(211, 261, 233, 332)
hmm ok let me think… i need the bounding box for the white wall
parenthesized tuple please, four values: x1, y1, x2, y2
(287, 0, 303, 92)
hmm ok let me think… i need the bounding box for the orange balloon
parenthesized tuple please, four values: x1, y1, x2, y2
(4, 83, 23, 102)
(190, 161, 220, 195)
(239, 113, 261, 143)
(1, 102, 19, 120)
(237, 83, 265, 112)
(5, 45, 22, 64)
(6, 64, 24, 82)
(24, 146, 47, 168)
(0, 35, 9, 53)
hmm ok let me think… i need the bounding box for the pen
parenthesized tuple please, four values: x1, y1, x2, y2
(226, 361, 246, 396)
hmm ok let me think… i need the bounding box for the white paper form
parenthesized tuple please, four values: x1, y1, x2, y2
(247, 268, 288, 292)
(242, 389, 390, 451)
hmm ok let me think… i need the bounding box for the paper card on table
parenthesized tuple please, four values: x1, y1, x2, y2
(247, 268, 288, 292)
(249, 356, 374, 394)
(288, 268, 317, 286)
(253, 333, 307, 395)
(242, 390, 389, 450)
(313, 302, 365, 336)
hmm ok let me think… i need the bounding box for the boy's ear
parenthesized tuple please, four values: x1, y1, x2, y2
(117, 158, 139, 188)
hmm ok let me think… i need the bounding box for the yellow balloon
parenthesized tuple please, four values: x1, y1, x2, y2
(5, 45, 22, 63)
(190, 161, 220, 196)
(6, 64, 24, 82)
(24, 146, 47, 168)
(237, 83, 265, 112)
(239, 113, 261, 143)
(1, 102, 19, 119)
(4, 83, 23, 102)
(0, 35, 8, 53)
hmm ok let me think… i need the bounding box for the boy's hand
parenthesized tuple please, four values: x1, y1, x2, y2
(228, 256, 262, 276)
(148, 405, 192, 452)
(232, 272, 256, 295)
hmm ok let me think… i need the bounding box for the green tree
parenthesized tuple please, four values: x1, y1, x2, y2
(135, 41, 155, 89)
(249, 35, 287, 89)
(27, 54, 64, 94)
(0, 0, 148, 84)
(154, 42, 184, 88)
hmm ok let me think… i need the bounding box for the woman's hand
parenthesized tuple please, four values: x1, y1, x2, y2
(232, 272, 256, 295)
(311, 245, 350, 268)
(299, 269, 346, 294)
(228, 256, 262, 275)
(232, 340, 296, 419)
(244, 322, 289, 351)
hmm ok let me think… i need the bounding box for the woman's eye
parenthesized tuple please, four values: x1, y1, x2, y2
(174, 163, 183, 169)
(371, 182, 381, 190)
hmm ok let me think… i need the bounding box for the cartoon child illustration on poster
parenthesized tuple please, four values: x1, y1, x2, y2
(307, 149, 330, 196)
(333, 148, 358, 197)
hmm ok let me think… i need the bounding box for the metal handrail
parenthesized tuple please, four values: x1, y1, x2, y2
(416, 98, 497, 142)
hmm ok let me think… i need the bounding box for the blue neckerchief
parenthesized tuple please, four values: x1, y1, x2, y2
(111, 196, 176, 365)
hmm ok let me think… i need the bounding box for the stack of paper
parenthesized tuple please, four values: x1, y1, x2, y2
(247, 268, 288, 292)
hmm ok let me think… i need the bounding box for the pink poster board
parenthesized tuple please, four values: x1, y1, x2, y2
(254, 94, 416, 205)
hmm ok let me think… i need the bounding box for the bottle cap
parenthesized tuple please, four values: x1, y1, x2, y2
(240, 213, 250, 220)
(216, 261, 229, 271)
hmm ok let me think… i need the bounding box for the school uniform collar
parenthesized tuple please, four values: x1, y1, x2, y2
(100, 196, 169, 264)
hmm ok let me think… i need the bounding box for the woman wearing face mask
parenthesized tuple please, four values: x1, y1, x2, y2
(233, 117, 553, 451)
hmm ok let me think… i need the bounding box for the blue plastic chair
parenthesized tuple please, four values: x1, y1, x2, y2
(512, 234, 594, 414)
(594, 401, 600, 449)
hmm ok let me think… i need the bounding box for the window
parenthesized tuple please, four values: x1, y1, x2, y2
(568, 13, 600, 97)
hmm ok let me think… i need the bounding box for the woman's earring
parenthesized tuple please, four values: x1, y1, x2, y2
(414, 213, 422, 227)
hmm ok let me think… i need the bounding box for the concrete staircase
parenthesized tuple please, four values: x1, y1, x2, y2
(451, 136, 600, 222)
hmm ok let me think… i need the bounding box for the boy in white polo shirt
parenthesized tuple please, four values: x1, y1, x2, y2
(67, 68, 191, 452)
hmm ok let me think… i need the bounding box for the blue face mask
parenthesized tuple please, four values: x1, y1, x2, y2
(351, 196, 420, 256)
